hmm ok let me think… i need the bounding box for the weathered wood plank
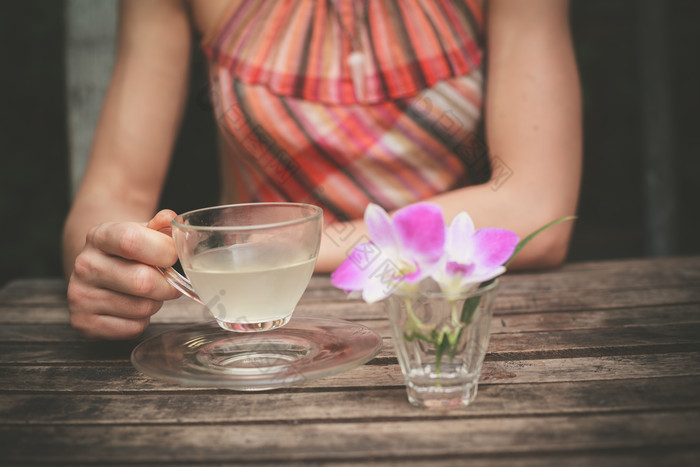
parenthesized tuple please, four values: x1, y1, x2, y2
(1, 337, 698, 367)
(0, 304, 700, 336)
(1, 321, 697, 366)
(0, 279, 67, 306)
(3, 298, 700, 343)
(1, 376, 698, 425)
(2, 256, 698, 307)
(1, 411, 698, 464)
(4, 300, 700, 336)
(492, 286, 700, 314)
(488, 323, 700, 355)
(2, 353, 699, 392)
(353, 450, 700, 467)
(65, 450, 696, 467)
(492, 304, 700, 332)
(3, 285, 698, 329)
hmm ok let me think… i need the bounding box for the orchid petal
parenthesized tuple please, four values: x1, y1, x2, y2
(330, 243, 375, 292)
(472, 228, 519, 269)
(467, 265, 506, 285)
(445, 261, 476, 277)
(364, 204, 396, 252)
(362, 276, 393, 303)
(445, 212, 475, 260)
(392, 202, 445, 264)
(446, 265, 505, 296)
(401, 264, 425, 284)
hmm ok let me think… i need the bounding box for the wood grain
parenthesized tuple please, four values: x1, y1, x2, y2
(2, 411, 699, 464)
(1, 376, 699, 425)
(1, 256, 698, 465)
(2, 352, 699, 392)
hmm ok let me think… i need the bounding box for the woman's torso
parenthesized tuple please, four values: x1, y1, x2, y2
(187, 0, 488, 223)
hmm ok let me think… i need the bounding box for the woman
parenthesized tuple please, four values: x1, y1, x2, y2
(63, 0, 582, 339)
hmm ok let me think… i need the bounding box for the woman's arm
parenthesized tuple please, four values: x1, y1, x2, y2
(316, 0, 582, 272)
(63, 0, 192, 338)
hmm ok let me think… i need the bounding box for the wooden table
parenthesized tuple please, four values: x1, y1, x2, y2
(1, 256, 699, 465)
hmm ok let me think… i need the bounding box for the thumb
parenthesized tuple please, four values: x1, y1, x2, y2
(146, 209, 178, 233)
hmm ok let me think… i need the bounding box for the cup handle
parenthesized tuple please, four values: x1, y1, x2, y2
(155, 227, 205, 305)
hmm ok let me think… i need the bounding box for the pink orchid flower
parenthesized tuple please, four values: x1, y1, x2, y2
(330, 203, 446, 303)
(431, 212, 519, 296)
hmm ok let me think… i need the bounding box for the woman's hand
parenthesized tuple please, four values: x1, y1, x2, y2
(67, 210, 181, 340)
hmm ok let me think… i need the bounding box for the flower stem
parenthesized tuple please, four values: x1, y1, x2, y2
(401, 298, 467, 386)
(403, 298, 429, 341)
(450, 300, 460, 326)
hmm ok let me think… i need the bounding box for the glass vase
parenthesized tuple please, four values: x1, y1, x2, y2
(385, 280, 498, 409)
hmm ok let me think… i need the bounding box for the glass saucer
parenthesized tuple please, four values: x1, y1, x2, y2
(131, 317, 382, 391)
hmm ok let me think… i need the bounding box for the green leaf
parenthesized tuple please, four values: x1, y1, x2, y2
(448, 327, 464, 360)
(434, 329, 451, 375)
(505, 216, 577, 267)
(460, 295, 482, 324)
(447, 326, 463, 347)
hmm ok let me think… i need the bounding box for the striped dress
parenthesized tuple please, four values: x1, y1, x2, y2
(202, 0, 487, 223)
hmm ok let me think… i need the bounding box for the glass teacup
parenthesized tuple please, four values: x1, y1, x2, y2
(159, 203, 323, 332)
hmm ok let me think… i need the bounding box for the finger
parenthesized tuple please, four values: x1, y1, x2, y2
(68, 270, 168, 320)
(146, 209, 178, 232)
(88, 221, 178, 268)
(69, 283, 163, 320)
(68, 282, 158, 340)
(73, 247, 181, 301)
(89, 314, 151, 340)
(71, 308, 152, 340)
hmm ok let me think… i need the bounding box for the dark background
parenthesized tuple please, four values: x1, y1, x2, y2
(1, 0, 699, 288)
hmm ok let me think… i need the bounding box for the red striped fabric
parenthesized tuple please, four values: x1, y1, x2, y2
(203, 0, 487, 223)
